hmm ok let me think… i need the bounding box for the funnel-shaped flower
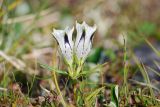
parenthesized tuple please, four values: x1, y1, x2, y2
(52, 21, 96, 66)
(52, 27, 74, 66)
(75, 21, 97, 64)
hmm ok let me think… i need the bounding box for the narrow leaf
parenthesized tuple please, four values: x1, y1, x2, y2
(39, 63, 68, 75)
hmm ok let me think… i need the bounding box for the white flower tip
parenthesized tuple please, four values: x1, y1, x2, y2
(83, 21, 97, 31)
(65, 26, 74, 34)
(75, 20, 78, 24)
(52, 28, 55, 35)
(82, 21, 86, 25)
(93, 24, 97, 31)
(52, 29, 65, 43)
(76, 20, 82, 24)
(71, 26, 74, 32)
(52, 29, 64, 35)
(76, 21, 82, 27)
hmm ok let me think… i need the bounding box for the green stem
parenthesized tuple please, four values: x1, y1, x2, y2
(52, 71, 67, 107)
(123, 36, 128, 101)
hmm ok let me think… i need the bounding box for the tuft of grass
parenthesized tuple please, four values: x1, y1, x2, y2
(133, 55, 156, 104)
(122, 35, 129, 103)
(145, 39, 160, 57)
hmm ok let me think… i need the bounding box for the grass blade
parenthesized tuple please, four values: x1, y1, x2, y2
(39, 63, 68, 75)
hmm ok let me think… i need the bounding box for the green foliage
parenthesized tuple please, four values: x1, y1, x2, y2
(110, 85, 118, 107)
(39, 63, 68, 75)
(87, 47, 103, 63)
(138, 22, 156, 36)
(85, 87, 104, 106)
(105, 49, 116, 61)
(104, 85, 118, 107)
(127, 22, 157, 47)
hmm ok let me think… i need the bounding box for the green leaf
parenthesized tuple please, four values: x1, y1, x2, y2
(105, 49, 116, 61)
(85, 87, 104, 106)
(145, 39, 160, 57)
(87, 47, 103, 63)
(138, 22, 156, 36)
(111, 85, 118, 107)
(39, 63, 68, 75)
(80, 62, 108, 76)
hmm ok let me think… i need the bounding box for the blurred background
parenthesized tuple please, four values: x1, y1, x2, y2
(0, 0, 160, 103)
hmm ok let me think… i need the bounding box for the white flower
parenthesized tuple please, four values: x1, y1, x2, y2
(52, 27, 74, 66)
(75, 21, 97, 64)
(52, 21, 96, 66)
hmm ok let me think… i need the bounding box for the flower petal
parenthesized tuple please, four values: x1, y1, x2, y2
(65, 26, 74, 48)
(75, 21, 96, 63)
(75, 21, 84, 48)
(52, 29, 73, 65)
(83, 22, 96, 59)
(75, 35, 85, 59)
(52, 29, 65, 52)
(75, 22, 85, 62)
(83, 21, 97, 46)
(62, 43, 73, 64)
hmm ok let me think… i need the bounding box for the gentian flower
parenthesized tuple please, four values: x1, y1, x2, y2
(52, 27, 74, 66)
(52, 21, 96, 67)
(75, 21, 97, 64)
